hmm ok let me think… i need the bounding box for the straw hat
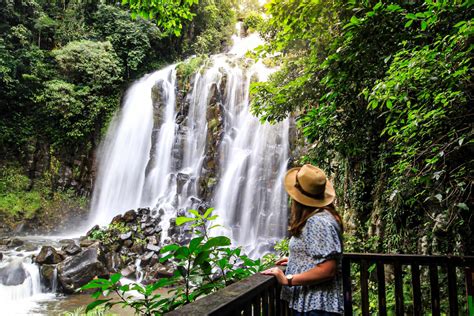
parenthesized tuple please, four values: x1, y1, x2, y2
(284, 164, 335, 207)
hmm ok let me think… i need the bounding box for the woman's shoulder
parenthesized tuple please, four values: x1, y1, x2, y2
(307, 211, 340, 231)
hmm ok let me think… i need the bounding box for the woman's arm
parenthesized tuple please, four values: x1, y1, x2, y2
(261, 259, 337, 286)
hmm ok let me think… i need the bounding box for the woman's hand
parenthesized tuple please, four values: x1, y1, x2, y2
(275, 257, 288, 266)
(261, 267, 288, 285)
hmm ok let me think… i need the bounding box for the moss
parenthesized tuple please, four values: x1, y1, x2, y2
(175, 55, 209, 92)
(0, 164, 89, 232)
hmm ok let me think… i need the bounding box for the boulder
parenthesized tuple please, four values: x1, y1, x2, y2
(130, 243, 145, 255)
(57, 246, 108, 293)
(0, 261, 28, 286)
(7, 238, 24, 248)
(16, 243, 38, 252)
(80, 239, 97, 248)
(146, 243, 160, 252)
(111, 214, 123, 224)
(150, 262, 174, 278)
(36, 246, 64, 264)
(123, 210, 136, 222)
(140, 251, 155, 266)
(120, 232, 132, 240)
(123, 240, 133, 248)
(0, 252, 3, 261)
(62, 243, 81, 256)
(40, 264, 57, 291)
(104, 252, 122, 273)
(86, 225, 100, 237)
(121, 265, 136, 278)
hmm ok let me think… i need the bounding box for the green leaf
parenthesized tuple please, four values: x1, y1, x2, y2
(85, 299, 112, 313)
(176, 216, 196, 226)
(406, 13, 417, 20)
(457, 203, 469, 211)
(350, 16, 360, 24)
(373, 2, 382, 11)
(189, 237, 204, 253)
(203, 236, 231, 250)
(160, 244, 179, 253)
(421, 20, 428, 31)
(404, 20, 413, 28)
(203, 207, 214, 218)
(188, 209, 201, 218)
(110, 273, 122, 284)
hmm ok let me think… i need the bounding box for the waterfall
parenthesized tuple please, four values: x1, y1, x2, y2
(0, 247, 55, 315)
(89, 30, 290, 255)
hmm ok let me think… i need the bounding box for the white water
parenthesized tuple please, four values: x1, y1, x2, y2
(89, 25, 290, 255)
(0, 238, 58, 315)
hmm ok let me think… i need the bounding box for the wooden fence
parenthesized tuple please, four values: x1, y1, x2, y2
(166, 253, 474, 315)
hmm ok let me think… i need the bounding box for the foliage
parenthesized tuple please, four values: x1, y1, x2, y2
(252, 0, 473, 254)
(122, 0, 198, 37)
(175, 55, 208, 91)
(81, 208, 264, 315)
(181, 0, 236, 55)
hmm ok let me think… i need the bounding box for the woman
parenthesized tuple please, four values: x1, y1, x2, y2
(262, 164, 343, 315)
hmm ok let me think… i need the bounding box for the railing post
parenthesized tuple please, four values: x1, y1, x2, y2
(411, 263, 422, 316)
(429, 264, 440, 316)
(376, 261, 387, 316)
(446, 258, 458, 316)
(342, 256, 353, 315)
(360, 259, 370, 316)
(393, 261, 404, 316)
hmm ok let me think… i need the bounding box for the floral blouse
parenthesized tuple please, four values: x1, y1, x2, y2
(281, 210, 343, 314)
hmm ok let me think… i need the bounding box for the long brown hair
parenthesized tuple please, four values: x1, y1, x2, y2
(288, 200, 343, 237)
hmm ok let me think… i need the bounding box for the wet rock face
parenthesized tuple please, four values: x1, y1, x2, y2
(35, 246, 64, 264)
(40, 264, 57, 291)
(0, 261, 28, 286)
(57, 246, 109, 293)
(62, 243, 81, 256)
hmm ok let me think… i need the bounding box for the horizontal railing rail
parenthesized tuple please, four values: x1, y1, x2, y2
(165, 253, 474, 315)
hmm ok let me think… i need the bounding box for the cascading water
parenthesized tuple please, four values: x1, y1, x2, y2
(89, 25, 291, 255)
(0, 237, 57, 315)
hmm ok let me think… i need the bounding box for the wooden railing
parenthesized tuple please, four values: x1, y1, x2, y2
(166, 253, 474, 315)
(343, 253, 474, 316)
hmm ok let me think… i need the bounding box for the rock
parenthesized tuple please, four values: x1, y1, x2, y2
(123, 240, 133, 248)
(130, 243, 145, 255)
(151, 263, 174, 278)
(149, 254, 159, 267)
(0, 252, 3, 261)
(146, 243, 160, 252)
(144, 226, 156, 236)
(147, 235, 159, 245)
(140, 251, 155, 266)
(86, 225, 100, 237)
(57, 246, 108, 293)
(121, 265, 136, 278)
(36, 246, 64, 264)
(7, 238, 24, 248)
(17, 243, 38, 252)
(80, 239, 97, 248)
(111, 214, 123, 224)
(59, 239, 76, 246)
(0, 261, 28, 286)
(123, 210, 136, 222)
(62, 243, 81, 256)
(105, 252, 122, 273)
(120, 232, 132, 240)
(40, 264, 57, 291)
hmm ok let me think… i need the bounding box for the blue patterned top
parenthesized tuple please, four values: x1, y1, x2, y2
(281, 210, 343, 314)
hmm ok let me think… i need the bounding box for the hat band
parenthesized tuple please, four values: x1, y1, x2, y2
(295, 177, 325, 200)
